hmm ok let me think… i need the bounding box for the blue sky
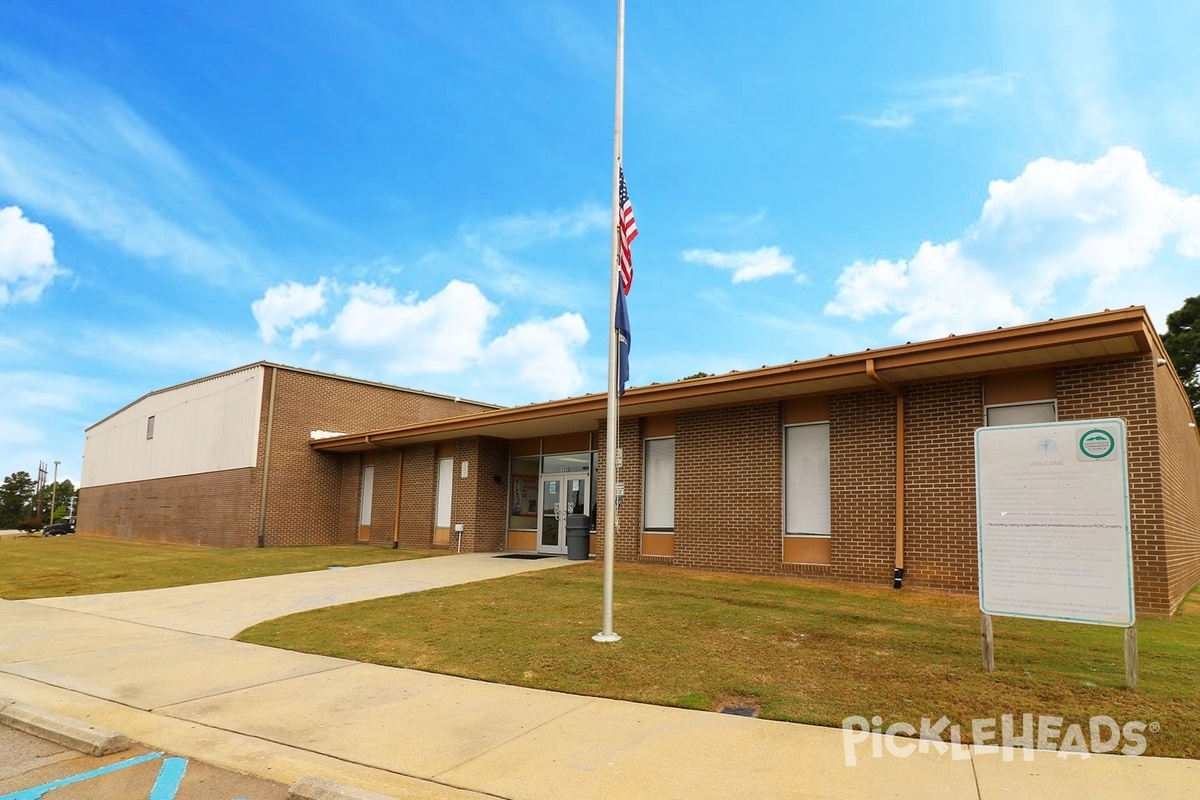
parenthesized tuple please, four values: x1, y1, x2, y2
(2, 0, 1199, 488)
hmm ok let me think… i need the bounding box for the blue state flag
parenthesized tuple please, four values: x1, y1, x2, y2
(616, 287, 631, 396)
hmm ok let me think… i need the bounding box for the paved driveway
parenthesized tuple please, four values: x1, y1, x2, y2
(0, 724, 288, 799)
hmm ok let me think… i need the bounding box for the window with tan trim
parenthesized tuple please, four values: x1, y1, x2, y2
(508, 455, 539, 531)
(785, 423, 830, 537)
(985, 401, 1056, 427)
(435, 457, 453, 527)
(643, 437, 675, 531)
(359, 465, 374, 526)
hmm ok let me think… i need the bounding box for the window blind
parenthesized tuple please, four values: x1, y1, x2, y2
(785, 423, 830, 536)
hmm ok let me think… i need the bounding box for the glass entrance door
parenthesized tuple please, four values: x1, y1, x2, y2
(537, 471, 590, 555)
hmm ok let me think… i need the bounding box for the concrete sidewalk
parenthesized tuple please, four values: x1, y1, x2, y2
(1, 553, 1197, 799)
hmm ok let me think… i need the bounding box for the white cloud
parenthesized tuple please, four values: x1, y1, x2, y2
(249, 278, 592, 398)
(826, 242, 1026, 338)
(855, 109, 914, 130)
(973, 147, 1200, 295)
(422, 204, 612, 304)
(0, 206, 62, 304)
(329, 280, 497, 373)
(703, 209, 769, 234)
(682, 246, 796, 283)
(469, 204, 609, 249)
(851, 71, 1019, 130)
(826, 146, 1200, 338)
(0, 53, 267, 281)
(252, 279, 329, 345)
(478, 313, 589, 398)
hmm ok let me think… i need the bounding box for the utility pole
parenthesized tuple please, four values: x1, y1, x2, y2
(50, 460, 61, 524)
(35, 462, 47, 525)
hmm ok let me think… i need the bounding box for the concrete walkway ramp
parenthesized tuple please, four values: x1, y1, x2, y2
(26, 552, 575, 637)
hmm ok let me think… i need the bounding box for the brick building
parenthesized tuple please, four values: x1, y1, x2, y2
(80, 308, 1200, 614)
(310, 308, 1200, 615)
(77, 363, 496, 547)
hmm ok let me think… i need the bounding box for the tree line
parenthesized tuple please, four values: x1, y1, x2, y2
(0, 472, 77, 530)
(1165, 294, 1200, 421)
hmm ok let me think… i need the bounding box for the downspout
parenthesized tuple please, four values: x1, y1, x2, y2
(256, 366, 278, 548)
(866, 359, 906, 589)
(392, 448, 403, 549)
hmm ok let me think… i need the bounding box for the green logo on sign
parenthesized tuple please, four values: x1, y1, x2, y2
(1079, 428, 1116, 459)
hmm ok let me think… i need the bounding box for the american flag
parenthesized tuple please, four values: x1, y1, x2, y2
(618, 167, 638, 294)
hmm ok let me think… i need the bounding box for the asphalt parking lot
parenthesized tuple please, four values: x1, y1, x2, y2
(0, 723, 288, 800)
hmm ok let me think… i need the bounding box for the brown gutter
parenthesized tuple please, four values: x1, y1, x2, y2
(392, 449, 404, 549)
(311, 308, 1154, 454)
(866, 358, 906, 588)
(256, 366, 279, 548)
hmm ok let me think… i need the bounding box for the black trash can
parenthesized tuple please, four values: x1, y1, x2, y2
(566, 514, 591, 561)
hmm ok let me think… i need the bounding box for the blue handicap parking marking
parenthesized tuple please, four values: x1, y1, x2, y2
(1, 751, 195, 800)
(148, 756, 187, 800)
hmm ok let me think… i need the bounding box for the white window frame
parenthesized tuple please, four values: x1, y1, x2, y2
(435, 456, 454, 528)
(359, 465, 375, 526)
(643, 436, 675, 532)
(146, 416, 155, 440)
(784, 422, 831, 538)
(984, 400, 1057, 427)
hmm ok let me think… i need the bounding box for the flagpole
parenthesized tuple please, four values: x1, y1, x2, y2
(593, 0, 624, 644)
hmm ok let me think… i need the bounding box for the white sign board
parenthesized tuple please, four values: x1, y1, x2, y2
(974, 419, 1134, 626)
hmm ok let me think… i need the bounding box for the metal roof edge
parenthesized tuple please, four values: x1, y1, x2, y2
(84, 363, 270, 432)
(310, 307, 1155, 451)
(85, 361, 503, 432)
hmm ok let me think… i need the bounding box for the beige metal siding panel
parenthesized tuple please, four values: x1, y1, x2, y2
(81, 368, 264, 487)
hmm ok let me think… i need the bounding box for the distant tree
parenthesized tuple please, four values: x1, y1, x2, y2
(38, 479, 77, 521)
(683, 371, 714, 380)
(0, 471, 36, 527)
(1164, 295, 1200, 420)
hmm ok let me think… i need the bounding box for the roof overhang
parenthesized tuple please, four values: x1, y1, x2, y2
(311, 307, 1156, 453)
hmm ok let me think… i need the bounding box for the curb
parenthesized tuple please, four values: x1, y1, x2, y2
(0, 697, 132, 757)
(288, 776, 400, 800)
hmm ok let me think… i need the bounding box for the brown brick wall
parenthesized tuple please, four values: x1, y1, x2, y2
(1154, 359, 1200, 611)
(829, 390, 897, 586)
(81, 365, 488, 549)
(258, 368, 491, 548)
(902, 379, 983, 594)
(674, 404, 783, 574)
(447, 437, 509, 552)
(339, 454, 364, 543)
(368, 436, 511, 553)
(396, 445, 437, 548)
(78, 468, 259, 548)
(366, 451, 402, 547)
(1056, 357, 1167, 613)
(595, 419, 643, 561)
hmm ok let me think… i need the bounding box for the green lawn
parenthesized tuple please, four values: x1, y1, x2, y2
(238, 562, 1200, 759)
(0, 535, 441, 599)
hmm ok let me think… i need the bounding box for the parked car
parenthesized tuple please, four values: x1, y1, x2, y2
(42, 516, 76, 536)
